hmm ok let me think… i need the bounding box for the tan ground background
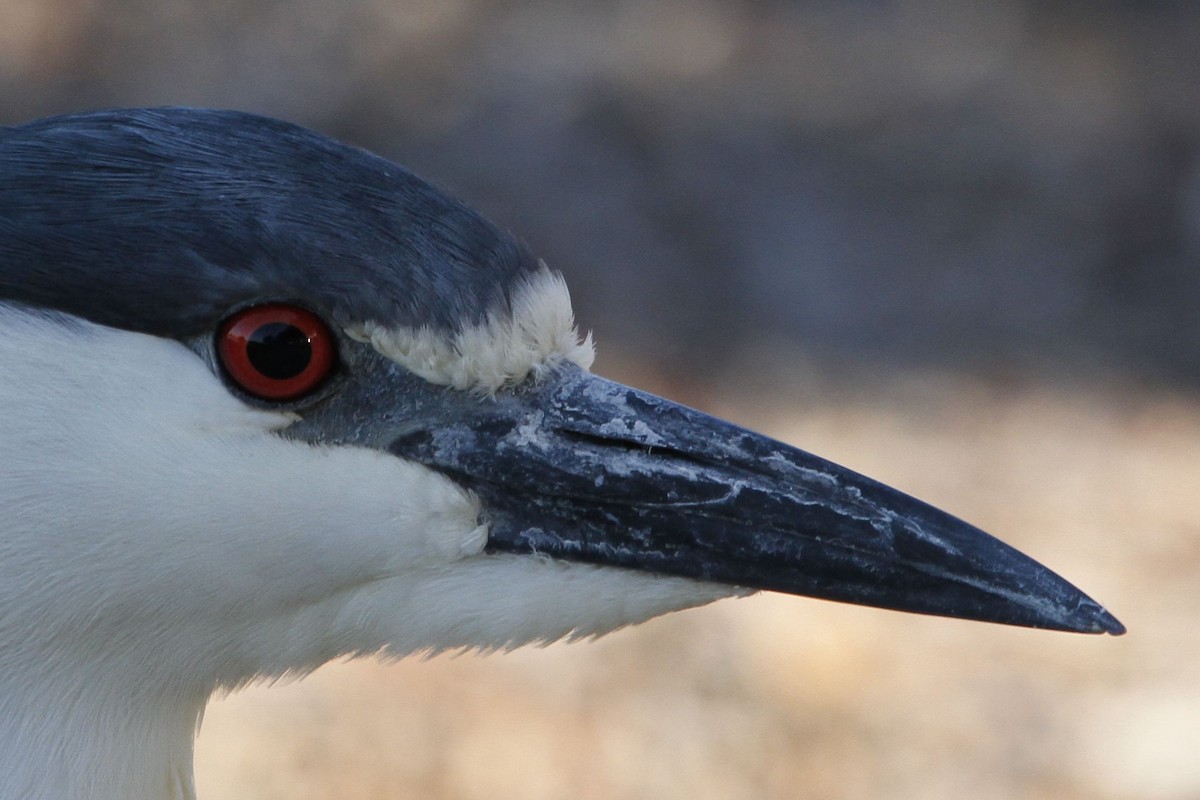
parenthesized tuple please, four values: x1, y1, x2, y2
(195, 357, 1192, 800)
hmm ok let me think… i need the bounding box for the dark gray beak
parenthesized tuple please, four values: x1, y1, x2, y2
(389, 364, 1123, 635)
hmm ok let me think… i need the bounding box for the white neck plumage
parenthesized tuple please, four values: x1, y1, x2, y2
(0, 666, 203, 800)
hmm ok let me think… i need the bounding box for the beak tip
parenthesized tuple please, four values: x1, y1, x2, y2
(1051, 594, 1124, 636)
(1090, 607, 1126, 637)
(1021, 579, 1126, 636)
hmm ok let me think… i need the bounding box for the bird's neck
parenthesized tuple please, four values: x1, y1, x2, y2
(0, 667, 204, 800)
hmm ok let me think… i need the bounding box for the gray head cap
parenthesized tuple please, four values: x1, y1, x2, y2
(0, 107, 541, 337)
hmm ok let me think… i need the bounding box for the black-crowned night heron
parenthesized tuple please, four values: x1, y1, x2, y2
(0, 108, 1122, 800)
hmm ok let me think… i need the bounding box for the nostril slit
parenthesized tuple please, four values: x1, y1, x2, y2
(557, 428, 714, 470)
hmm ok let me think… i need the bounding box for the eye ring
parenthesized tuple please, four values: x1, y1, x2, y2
(217, 304, 336, 401)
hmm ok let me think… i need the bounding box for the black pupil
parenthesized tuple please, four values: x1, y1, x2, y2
(246, 322, 312, 380)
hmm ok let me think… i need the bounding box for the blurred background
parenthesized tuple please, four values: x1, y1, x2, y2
(2, 1, 1195, 798)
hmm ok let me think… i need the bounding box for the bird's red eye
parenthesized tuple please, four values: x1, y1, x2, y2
(217, 304, 335, 401)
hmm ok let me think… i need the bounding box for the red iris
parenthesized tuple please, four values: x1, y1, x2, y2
(217, 304, 335, 400)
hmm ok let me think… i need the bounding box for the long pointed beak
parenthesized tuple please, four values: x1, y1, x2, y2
(390, 365, 1123, 635)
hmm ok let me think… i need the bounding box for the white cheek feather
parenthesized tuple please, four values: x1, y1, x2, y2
(0, 307, 485, 675)
(347, 267, 596, 394)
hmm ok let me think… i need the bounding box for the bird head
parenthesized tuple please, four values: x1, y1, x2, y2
(0, 105, 1121, 798)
